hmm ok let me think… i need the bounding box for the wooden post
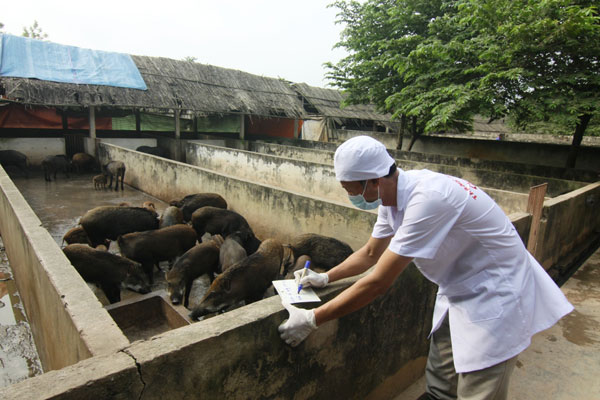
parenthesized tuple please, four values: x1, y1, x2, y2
(89, 106, 96, 140)
(62, 110, 68, 130)
(293, 118, 299, 139)
(239, 114, 245, 140)
(135, 109, 141, 132)
(89, 106, 97, 156)
(174, 109, 181, 161)
(526, 183, 548, 257)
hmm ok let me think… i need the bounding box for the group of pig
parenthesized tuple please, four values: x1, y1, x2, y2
(0, 149, 126, 191)
(42, 153, 126, 191)
(61, 192, 354, 321)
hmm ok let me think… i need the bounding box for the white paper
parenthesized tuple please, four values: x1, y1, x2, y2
(272, 280, 321, 304)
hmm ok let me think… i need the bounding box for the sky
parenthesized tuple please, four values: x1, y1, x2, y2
(2, 0, 349, 88)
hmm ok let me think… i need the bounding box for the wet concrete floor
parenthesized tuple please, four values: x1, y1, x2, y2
(0, 171, 212, 388)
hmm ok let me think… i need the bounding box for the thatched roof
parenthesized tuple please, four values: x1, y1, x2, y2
(292, 82, 393, 122)
(0, 55, 305, 118)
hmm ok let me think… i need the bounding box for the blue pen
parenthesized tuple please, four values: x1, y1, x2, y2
(297, 260, 311, 294)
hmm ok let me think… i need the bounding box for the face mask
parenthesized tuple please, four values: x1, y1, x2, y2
(348, 181, 381, 210)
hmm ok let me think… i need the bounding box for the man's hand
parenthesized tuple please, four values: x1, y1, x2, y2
(294, 269, 329, 289)
(278, 302, 317, 347)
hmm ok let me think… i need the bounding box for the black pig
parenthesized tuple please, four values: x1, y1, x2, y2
(42, 155, 70, 181)
(117, 224, 197, 283)
(0, 150, 28, 177)
(102, 160, 126, 191)
(80, 206, 159, 248)
(191, 206, 261, 254)
(189, 238, 293, 320)
(285, 233, 353, 275)
(63, 243, 150, 304)
(169, 193, 227, 222)
(166, 237, 221, 308)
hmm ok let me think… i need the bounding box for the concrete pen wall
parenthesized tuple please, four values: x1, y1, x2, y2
(535, 182, 600, 272)
(249, 140, 587, 197)
(185, 140, 533, 215)
(0, 165, 130, 372)
(0, 141, 596, 398)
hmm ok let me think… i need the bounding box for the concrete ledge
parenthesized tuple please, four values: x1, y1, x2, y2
(536, 182, 600, 270)
(0, 350, 142, 399)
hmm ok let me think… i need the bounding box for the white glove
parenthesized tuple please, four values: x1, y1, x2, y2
(278, 302, 317, 347)
(294, 269, 329, 289)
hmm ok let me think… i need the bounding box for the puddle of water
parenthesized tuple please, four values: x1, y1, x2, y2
(0, 237, 43, 388)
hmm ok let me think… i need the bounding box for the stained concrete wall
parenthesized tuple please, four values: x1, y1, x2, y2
(99, 143, 375, 250)
(1, 143, 598, 399)
(186, 140, 536, 215)
(0, 165, 130, 372)
(535, 182, 600, 272)
(252, 138, 598, 184)
(335, 130, 600, 171)
(185, 141, 349, 204)
(0, 138, 66, 165)
(249, 140, 588, 197)
(1, 269, 436, 400)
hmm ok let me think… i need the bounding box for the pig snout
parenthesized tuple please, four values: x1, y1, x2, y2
(189, 297, 229, 320)
(168, 286, 184, 305)
(123, 271, 151, 294)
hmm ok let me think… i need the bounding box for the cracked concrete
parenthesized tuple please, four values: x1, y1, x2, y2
(121, 349, 146, 400)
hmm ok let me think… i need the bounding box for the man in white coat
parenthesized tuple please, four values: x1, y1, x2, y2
(278, 136, 573, 400)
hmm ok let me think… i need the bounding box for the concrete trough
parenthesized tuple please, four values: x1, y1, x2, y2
(105, 291, 191, 342)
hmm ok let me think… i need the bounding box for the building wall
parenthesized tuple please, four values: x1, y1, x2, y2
(0, 137, 66, 165)
(246, 116, 301, 139)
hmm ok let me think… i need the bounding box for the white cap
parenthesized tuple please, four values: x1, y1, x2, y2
(334, 136, 395, 181)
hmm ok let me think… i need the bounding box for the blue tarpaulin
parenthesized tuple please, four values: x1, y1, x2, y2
(0, 34, 147, 90)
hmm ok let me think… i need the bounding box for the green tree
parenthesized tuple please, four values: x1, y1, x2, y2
(22, 20, 48, 40)
(327, 0, 600, 167)
(326, 0, 448, 149)
(183, 56, 197, 63)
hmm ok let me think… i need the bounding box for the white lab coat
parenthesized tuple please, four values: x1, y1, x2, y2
(372, 170, 573, 373)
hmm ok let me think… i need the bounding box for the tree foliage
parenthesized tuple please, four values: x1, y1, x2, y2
(22, 20, 48, 40)
(327, 0, 600, 165)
